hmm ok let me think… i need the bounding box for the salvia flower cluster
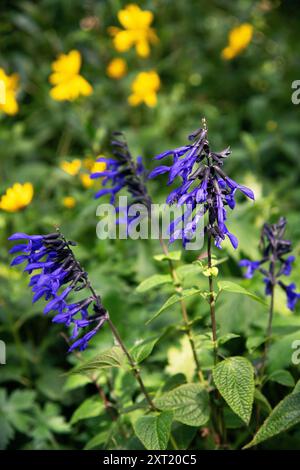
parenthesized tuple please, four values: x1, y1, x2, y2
(148, 125, 254, 248)
(91, 132, 151, 224)
(9, 231, 108, 351)
(240, 217, 300, 311)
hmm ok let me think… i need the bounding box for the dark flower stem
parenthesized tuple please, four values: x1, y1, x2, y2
(106, 316, 157, 412)
(207, 233, 218, 364)
(59, 234, 156, 412)
(159, 235, 205, 384)
(261, 261, 275, 379)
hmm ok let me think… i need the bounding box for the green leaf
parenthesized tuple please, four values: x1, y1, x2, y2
(70, 396, 104, 424)
(176, 263, 203, 280)
(218, 280, 266, 305)
(63, 374, 92, 392)
(254, 389, 272, 415)
(213, 356, 255, 424)
(146, 288, 202, 325)
(136, 274, 172, 293)
(218, 333, 240, 346)
(244, 392, 300, 448)
(268, 330, 300, 372)
(85, 431, 109, 450)
(154, 251, 181, 262)
(71, 346, 126, 375)
(154, 384, 209, 427)
(267, 370, 295, 387)
(0, 416, 14, 450)
(293, 379, 300, 394)
(131, 337, 159, 364)
(134, 412, 173, 450)
(246, 335, 265, 353)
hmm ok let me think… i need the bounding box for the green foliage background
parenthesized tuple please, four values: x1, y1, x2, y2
(0, 0, 300, 450)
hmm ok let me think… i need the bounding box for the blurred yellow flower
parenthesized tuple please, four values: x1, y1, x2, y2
(128, 71, 160, 107)
(62, 196, 76, 209)
(0, 182, 33, 212)
(0, 68, 19, 115)
(90, 160, 107, 174)
(80, 173, 93, 188)
(222, 23, 253, 60)
(60, 159, 82, 176)
(49, 50, 93, 101)
(106, 58, 127, 79)
(109, 4, 158, 58)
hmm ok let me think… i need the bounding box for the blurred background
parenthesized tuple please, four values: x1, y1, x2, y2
(0, 0, 300, 450)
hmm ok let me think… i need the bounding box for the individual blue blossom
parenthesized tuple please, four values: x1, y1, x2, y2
(148, 123, 254, 248)
(91, 132, 151, 227)
(279, 282, 300, 311)
(239, 259, 262, 279)
(240, 217, 300, 311)
(9, 231, 108, 351)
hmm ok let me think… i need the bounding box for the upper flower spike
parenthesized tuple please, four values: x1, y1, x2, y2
(148, 120, 254, 248)
(240, 217, 300, 311)
(9, 230, 108, 351)
(91, 132, 151, 225)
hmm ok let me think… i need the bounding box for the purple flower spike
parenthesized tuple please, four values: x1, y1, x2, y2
(91, 132, 151, 226)
(239, 217, 300, 312)
(148, 122, 254, 249)
(9, 230, 108, 351)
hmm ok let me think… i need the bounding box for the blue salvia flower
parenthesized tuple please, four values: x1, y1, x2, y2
(9, 231, 108, 351)
(91, 132, 151, 225)
(148, 123, 254, 248)
(239, 217, 300, 311)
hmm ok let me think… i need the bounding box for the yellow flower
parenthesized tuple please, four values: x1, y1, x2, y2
(0, 68, 19, 115)
(106, 58, 127, 79)
(49, 50, 93, 101)
(80, 173, 93, 188)
(222, 23, 253, 60)
(109, 4, 158, 58)
(0, 182, 33, 212)
(90, 160, 107, 174)
(60, 159, 82, 176)
(62, 196, 76, 209)
(128, 71, 160, 107)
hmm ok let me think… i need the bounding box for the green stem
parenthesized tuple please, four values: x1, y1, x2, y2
(207, 233, 218, 364)
(159, 236, 205, 384)
(59, 233, 157, 413)
(261, 269, 275, 381)
(107, 317, 157, 412)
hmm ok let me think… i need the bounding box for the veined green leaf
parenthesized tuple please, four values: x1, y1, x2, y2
(244, 392, 300, 448)
(134, 411, 173, 450)
(70, 346, 126, 375)
(213, 356, 255, 424)
(154, 383, 209, 427)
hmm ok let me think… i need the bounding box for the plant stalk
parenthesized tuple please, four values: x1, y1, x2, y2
(207, 233, 218, 364)
(107, 317, 157, 411)
(159, 235, 205, 384)
(261, 262, 275, 379)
